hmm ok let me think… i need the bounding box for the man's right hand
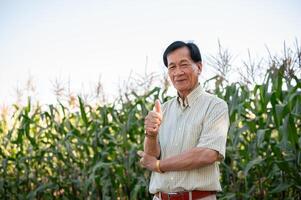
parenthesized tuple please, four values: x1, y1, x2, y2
(144, 99, 162, 137)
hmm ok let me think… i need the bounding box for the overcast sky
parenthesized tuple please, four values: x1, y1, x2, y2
(0, 0, 300, 104)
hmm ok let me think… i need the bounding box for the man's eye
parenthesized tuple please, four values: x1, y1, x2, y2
(168, 66, 175, 70)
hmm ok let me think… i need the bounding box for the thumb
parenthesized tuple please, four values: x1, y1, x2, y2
(154, 99, 162, 114)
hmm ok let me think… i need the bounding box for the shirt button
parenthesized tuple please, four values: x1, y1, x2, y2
(171, 177, 174, 180)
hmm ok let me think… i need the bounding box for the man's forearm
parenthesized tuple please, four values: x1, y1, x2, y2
(159, 147, 219, 172)
(144, 137, 160, 158)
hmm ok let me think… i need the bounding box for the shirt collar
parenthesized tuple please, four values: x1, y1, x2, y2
(177, 83, 203, 109)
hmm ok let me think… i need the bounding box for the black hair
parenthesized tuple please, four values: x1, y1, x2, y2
(163, 41, 202, 67)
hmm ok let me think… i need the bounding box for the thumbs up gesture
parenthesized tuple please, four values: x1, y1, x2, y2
(144, 100, 162, 138)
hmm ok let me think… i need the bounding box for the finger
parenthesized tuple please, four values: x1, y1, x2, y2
(154, 99, 162, 114)
(146, 127, 157, 134)
(145, 124, 158, 130)
(145, 126, 157, 132)
(149, 118, 161, 124)
(144, 120, 160, 126)
(145, 112, 160, 123)
(140, 161, 145, 168)
(149, 111, 162, 120)
(146, 126, 157, 132)
(145, 120, 160, 127)
(137, 150, 144, 157)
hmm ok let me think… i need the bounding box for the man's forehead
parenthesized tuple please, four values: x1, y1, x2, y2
(168, 58, 191, 65)
(167, 47, 192, 64)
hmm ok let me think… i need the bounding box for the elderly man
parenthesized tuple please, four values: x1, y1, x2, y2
(138, 41, 229, 200)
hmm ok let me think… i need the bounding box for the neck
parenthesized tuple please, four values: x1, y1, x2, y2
(178, 92, 188, 101)
(178, 83, 199, 101)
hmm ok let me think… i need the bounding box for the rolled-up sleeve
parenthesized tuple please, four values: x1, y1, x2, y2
(196, 101, 229, 159)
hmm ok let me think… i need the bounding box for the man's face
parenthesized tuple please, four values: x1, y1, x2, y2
(167, 46, 202, 97)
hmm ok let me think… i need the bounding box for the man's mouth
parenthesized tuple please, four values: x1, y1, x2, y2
(175, 79, 186, 83)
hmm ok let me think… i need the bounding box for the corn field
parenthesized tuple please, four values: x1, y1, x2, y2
(0, 47, 301, 199)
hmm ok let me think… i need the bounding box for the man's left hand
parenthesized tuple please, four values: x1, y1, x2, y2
(137, 151, 157, 172)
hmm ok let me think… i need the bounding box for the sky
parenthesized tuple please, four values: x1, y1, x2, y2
(0, 0, 300, 105)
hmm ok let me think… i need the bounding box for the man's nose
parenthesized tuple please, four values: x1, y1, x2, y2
(174, 66, 184, 75)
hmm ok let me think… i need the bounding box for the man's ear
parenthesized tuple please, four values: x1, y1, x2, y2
(197, 62, 202, 75)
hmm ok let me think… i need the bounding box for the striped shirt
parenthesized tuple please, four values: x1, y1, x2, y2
(149, 84, 229, 194)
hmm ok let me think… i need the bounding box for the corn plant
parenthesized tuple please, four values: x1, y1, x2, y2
(216, 49, 301, 199)
(0, 45, 300, 199)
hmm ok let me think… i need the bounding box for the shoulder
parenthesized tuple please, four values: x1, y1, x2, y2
(201, 92, 228, 111)
(161, 97, 177, 112)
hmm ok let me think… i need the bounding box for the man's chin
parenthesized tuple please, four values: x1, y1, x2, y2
(174, 86, 188, 93)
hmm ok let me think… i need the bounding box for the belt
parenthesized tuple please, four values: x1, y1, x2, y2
(155, 190, 216, 200)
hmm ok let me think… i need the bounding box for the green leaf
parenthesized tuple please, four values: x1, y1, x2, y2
(287, 114, 298, 147)
(78, 96, 89, 127)
(270, 182, 293, 193)
(244, 157, 263, 176)
(256, 129, 267, 147)
(26, 183, 56, 200)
